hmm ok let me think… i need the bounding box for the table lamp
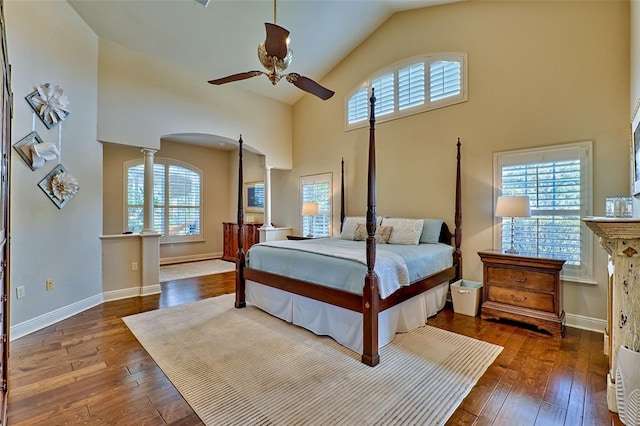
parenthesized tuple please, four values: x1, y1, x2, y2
(302, 202, 319, 237)
(495, 195, 531, 254)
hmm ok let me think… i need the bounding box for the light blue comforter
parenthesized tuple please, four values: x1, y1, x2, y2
(246, 238, 454, 299)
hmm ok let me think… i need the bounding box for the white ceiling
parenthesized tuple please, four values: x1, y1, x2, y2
(68, 0, 459, 106)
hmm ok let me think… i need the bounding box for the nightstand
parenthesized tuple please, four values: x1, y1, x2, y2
(478, 249, 566, 337)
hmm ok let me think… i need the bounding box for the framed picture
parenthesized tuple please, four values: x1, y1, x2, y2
(244, 181, 264, 212)
(13, 131, 44, 170)
(633, 106, 640, 195)
(38, 164, 79, 209)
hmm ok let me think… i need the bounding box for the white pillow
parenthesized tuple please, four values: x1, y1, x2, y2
(381, 218, 424, 245)
(340, 216, 382, 240)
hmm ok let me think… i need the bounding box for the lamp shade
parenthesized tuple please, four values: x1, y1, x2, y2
(302, 202, 319, 216)
(495, 196, 531, 218)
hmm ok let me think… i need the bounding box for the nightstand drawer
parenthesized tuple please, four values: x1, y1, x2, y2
(487, 286, 555, 313)
(486, 266, 555, 292)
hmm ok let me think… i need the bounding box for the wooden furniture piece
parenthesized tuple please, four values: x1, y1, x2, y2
(222, 222, 262, 262)
(233, 91, 462, 366)
(0, 2, 10, 422)
(478, 249, 565, 337)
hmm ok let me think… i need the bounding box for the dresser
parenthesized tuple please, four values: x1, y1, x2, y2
(478, 249, 566, 337)
(222, 222, 262, 262)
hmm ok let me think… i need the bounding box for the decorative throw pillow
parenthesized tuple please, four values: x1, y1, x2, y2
(420, 218, 444, 244)
(340, 217, 366, 240)
(382, 218, 424, 245)
(353, 223, 393, 244)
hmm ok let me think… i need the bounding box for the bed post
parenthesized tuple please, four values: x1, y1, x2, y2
(235, 135, 246, 309)
(362, 89, 379, 367)
(340, 157, 345, 232)
(454, 138, 462, 281)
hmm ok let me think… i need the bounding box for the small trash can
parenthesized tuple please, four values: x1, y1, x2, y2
(450, 279, 483, 317)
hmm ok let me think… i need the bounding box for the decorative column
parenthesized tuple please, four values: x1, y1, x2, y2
(583, 217, 640, 414)
(141, 148, 157, 234)
(262, 165, 273, 229)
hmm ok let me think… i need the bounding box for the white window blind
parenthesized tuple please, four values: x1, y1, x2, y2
(494, 142, 593, 282)
(125, 158, 203, 243)
(398, 63, 425, 110)
(300, 173, 332, 237)
(430, 60, 461, 102)
(345, 53, 467, 130)
(372, 73, 395, 117)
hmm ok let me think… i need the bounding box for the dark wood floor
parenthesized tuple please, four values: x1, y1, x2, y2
(6, 272, 622, 425)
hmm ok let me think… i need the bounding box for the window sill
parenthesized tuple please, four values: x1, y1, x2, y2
(561, 275, 598, 285)
(160, 237, 204, 245)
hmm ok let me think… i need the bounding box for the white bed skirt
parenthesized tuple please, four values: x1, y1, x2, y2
(245, 280, 449, 354)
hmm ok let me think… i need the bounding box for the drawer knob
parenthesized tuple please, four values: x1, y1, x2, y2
(511, 294, 528, 303)
(511, 275, 528, 283)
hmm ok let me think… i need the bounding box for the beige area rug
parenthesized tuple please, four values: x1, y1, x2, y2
(123, 294, 502, 425)
(159, 259, 235, 282)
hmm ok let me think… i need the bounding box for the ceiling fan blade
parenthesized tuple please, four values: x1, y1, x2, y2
(208, 71, 264, 85)
(264, 23, 290, 60)
(286, 73, 335, 100)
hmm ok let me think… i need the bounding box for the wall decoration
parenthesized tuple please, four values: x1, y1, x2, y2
(244, 181, 264, 213)
(38, 164, 79, 209)
(13, 131, 60, 170)
(25, 83, 70, 129)
(13, 131, 44, 170)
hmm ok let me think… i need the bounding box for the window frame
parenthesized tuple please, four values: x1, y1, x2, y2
(493, 141, 594, 284)
(299, 172, 333, 237)
(345, 52, 468, 131)
(124, 157, 204, 244)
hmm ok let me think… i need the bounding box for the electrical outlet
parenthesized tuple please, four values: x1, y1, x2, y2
(131, 262, 138, 271)
(46, 279, 53, 291)
(16, 286, 25, 299)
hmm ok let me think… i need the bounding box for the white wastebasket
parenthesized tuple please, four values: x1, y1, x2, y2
(450, 279, 482, 317)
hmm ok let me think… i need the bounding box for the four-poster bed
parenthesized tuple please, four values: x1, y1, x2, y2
(233, 90, 462, 366)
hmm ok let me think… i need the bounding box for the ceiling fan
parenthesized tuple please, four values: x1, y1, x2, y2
(207, 0, 334, 101)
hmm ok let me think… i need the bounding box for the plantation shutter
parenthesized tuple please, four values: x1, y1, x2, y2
(398, 63, 425, 110)
(430, 60, 461, 102)
(347, 87, 368, 125)
(495, 143, 592, 281)
(372, 72, 395, 117)
(300, 173, 332, 237)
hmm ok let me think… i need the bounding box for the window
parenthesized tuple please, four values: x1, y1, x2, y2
(345, 53, 467, 130)
(300, 173, 332, 237)
(125, 158, 203, 243)
(493, 142, 593, 283)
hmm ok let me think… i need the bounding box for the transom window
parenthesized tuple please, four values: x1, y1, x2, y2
(493, 142, 593, 283)
(125, 158, 203, 243)
(345, 53, 467, 130)
(300, 173, 332, 237)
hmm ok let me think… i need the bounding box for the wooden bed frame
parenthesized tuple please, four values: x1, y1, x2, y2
(233, 90, 462, 366)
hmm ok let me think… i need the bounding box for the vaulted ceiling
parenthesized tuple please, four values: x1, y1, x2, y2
(68, 0, 460, 105)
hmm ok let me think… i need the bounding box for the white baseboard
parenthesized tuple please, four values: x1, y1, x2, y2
(10, 293, 105, 341)
(565, 312, 606, 333)
(160, 252, 222, 265)
(12, 284, 162, 341)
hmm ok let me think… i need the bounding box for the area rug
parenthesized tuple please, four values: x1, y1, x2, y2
(123, 294, 502, 425)
(159, 259, 235, 282)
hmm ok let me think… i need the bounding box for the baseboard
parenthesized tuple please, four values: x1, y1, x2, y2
(141, 284, 161, 296)
(160, 252, 222, 265)
(103, 287, 143, 302)
(565, 312, 606, 333)
(10, 293, 105, 341)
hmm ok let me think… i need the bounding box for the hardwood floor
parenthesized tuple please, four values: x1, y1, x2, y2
(6, 272, 622, 425)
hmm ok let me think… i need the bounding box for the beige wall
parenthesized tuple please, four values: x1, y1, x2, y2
(7, 1, 102, 326)
(103, 140, 245, 261)
(97, 39, 293, 170)
(277, 0, 630, 324)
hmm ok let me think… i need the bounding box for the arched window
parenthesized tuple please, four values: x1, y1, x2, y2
(125, 158, 203, 243)
(346, 53, 467, 130)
